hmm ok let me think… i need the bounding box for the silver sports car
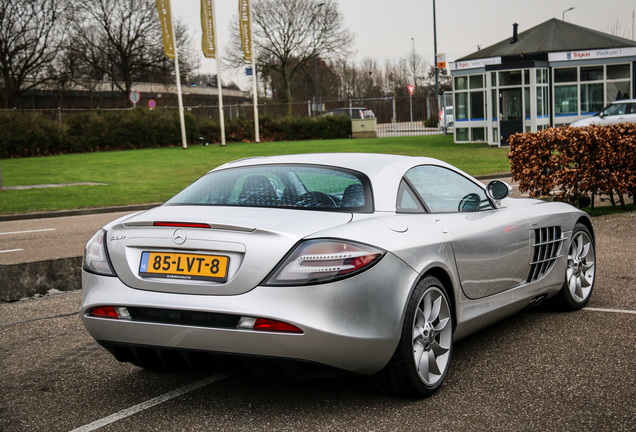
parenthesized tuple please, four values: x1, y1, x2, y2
(81, 153, 595, 397)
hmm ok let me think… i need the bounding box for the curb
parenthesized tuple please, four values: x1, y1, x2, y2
(0, 257, 83, 302)
(0, 203, 161, 222)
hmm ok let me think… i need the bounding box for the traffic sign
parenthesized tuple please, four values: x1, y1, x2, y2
(129, 90, 141, 104)
(437, 53, 446, 69)
(407, 85, 415, 96)
(148, 99, 156, 109)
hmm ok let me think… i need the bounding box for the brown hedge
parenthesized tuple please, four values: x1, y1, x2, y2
(508, 124, 636, 208)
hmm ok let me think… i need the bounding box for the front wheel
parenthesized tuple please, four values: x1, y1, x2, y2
(371, 276, 453, 398)
(553, 223, 596, 310)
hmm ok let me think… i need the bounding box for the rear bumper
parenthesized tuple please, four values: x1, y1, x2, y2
(80, 253, 419, 375)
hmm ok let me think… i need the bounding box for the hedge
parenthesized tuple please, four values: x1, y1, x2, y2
(508, 124, 636, 208)
(0, 110, 352, 158)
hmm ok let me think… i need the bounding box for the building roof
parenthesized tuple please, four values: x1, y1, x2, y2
(457, 18, 636, 61)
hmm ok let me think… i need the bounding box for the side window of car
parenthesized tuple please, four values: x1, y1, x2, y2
(605, 103, 627, 116)
(396, 180, 425, 213)
(627, 103, 636, 115)
(405, 165, 493, 213)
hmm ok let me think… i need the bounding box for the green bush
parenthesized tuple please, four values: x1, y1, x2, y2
(0, 110, 351, 158)
(0, 111, 65, 157)
(424, 117, 438, 128)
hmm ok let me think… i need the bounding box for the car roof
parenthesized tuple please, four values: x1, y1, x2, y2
(610, 99, 636, 104)
(216, 153, 447, 174)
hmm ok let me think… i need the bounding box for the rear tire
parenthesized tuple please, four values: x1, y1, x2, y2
(371, 276, 453, 398)
(553, 223, 595, 310)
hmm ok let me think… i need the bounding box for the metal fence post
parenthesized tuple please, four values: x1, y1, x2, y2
(392, 96, 396, 137)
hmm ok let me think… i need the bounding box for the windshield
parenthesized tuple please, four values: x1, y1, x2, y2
(166, 164, 373, 212)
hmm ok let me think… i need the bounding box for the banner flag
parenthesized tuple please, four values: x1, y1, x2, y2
(156, 0, 175, 59)
(239, 0, 252, 62)
(201, 0, 216, 58)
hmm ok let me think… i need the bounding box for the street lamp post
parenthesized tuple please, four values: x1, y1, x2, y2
(433, 0, 438, 97)
(410, 37, 414, 125)
(562, 7, 574, 21)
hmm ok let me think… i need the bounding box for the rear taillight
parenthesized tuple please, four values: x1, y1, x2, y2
(264, 239, 384, 286)
(88, 306, 131, 319)
(237, 317, 302, 333)
(153, 222, 211, 228)
(83, 229, 116, 276)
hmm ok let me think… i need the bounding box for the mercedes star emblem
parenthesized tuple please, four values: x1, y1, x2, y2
(173, 228, 187, 245)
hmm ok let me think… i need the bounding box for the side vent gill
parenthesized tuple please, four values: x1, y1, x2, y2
(527, 226, 565, 283)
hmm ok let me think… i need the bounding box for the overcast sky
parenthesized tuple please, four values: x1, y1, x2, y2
(176, 0, 636, 83)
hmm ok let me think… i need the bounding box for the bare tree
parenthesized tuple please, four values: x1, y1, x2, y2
(406, 51, 427, 95)
(71, 0, 197, 100)
(424, 65, 452, 95)
(605, 18, 630, 39)
(384, 58, 410, 97)
(0, 0, 72, 108)
(359, 57, 384, 98)
(172, 19, 200, 84)
(226, 0, 354, 114)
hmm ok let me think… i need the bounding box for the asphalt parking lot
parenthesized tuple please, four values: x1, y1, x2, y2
(1, 211, 635, 431)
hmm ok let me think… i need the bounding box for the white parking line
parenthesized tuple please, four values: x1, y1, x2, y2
(0, 249, 24, 254)
(584, 307, 636, 315)
(0, 228, 56, 236)
(68, 374, 226, 432)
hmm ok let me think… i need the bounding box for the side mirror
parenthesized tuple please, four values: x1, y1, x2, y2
(486, 180, 513, 202)
(598, 112, 604, 118)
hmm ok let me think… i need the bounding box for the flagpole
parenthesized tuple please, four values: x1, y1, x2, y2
(211, 0, 226, 146)
(248, 1, 259, 142)
(169, 0, 188, 150)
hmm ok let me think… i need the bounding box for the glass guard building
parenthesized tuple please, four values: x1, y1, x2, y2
(449, 18, 636, 147)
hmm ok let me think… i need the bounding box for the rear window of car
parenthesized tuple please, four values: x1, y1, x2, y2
(165, 164, 373, 212)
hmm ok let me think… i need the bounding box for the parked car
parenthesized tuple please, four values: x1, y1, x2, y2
(439, 106, 454, 129)
(81, 153, 595, 398)
(323, 107, 376, 119)
(570, 99, 636, 127)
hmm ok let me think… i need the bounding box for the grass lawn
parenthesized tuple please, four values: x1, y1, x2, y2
(0, 135, 511, 215)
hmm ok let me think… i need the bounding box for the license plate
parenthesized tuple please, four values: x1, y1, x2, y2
(139, 251, 229, 282)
